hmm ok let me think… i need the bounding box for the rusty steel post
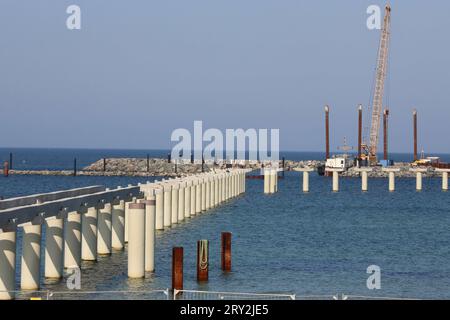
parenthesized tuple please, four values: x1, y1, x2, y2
(9, 153, 12, 170)
(325, 105, 330, 159)
(3, 161, 9, 177)
(147, 154, 150, 172)
(103, 158, 107, 172)
(172, 247, 183, 291)
(358, 105, 362, 160)
(413, 109, 418, 161)
(197, 240, 209, 281)
(221, 232, 232, 272)
(383, 109, 389, 161)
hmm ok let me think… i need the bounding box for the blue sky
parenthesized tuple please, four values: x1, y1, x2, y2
(0, 1, 449, 153)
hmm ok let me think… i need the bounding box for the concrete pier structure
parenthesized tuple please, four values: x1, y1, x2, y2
(111, 200, 125, 250)
(155, 188, 164, 230)
(354, 168, 373, 192)
(45, 216, 64, 278)
(382, 168, 401, 192)
(21, 224, 42, 290)
(140, 199, 156, 272)
(326, 169, 344, 192)
(201, 177, 207, 211)
(190, 179, 196, 216)
(264, 169, 270, 194)
(127, 203, 145, 278)
(195, 178, 202, 213)
(163, 184, 172, 228)
(81, 207, 98, 261)
(205, 177, 211, 210)
(171, 184, 179, 224)
(124, 197, 136, 243)
(410, 168, 427, 191)
(178, 182, 185, 222)
(436, 169, 450, 191)
(97, 203, 112, 255)
(0, 171, 248, 299)
(184, 180, 191, 218)
(0, 229, 16, 299)
(294, 168, 314, 192)
(64, 211, 81, 268)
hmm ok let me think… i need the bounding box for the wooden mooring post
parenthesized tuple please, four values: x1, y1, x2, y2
(197, 240, 209, 281)
(221, 232, 232, 272)
(172, 247, 184, 291)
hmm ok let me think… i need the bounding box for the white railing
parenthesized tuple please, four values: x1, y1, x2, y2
(174, 289, 295, 300)
(1, 289, 170, 300)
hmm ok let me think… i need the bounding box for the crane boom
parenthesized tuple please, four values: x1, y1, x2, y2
(368, 5, 391, 165)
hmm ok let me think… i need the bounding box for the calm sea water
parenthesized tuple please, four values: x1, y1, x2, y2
(1, 148, 450, 299)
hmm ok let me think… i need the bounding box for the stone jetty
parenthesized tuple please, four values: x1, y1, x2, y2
(7, 158, 325, 177)
(5, 157, 440, 178)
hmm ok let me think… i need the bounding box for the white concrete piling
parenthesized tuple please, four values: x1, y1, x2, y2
(326, 169, 343, 192)
(268, 169, 275, 193)
(362, 171, 368, 192)
(124, 197, 136, 243)
(436, 169, 450, 191)
(190, 180, 197, 216)
(64, 211, 81, 268)
(205, 177, 211, 210)
(443, 171, 449, 191)
(0, 229, 16, 300)
(383, 168, 400, 192)
(155, 188, 164, 230)
(354, 168, 372, 192)
(214, 176, 219, 206)
(21, 224, 42, 290)
(389, 172, 395, 191)
(409, 169, 427, 191)
(127, 203, 145, 278)
(196, 178, 202, 213)
(81, 206, 98, 261)
(44, 217, 64, 278)
(163, 184, 172, 228)
(218, 175, 223, 203)
(221, 173, 226, 201)
(141, 198, 156, 272)
(178, 182, 185, 222)
(111, 200, 125, 250)
(333, 171, 339, 192)
(184, 180, 191, 219)
(171, 184, 179, 224)
(294, 168, 314, 192)
(211, 176, 216, 207)
(201, 177, 207, 211)
(97, 203, 112, 255)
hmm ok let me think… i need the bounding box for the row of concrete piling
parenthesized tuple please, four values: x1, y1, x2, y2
(0, 169, 248, 300)
(129, 169, 248, 278)
(294, 168, 450, 192)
